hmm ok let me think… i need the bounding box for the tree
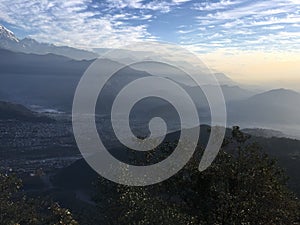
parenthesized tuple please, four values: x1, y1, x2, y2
(95, 127, 300, 224)
(0, 173, 78, 225)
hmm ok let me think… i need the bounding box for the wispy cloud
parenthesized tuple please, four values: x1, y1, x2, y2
(0, 0, 299, 52)
(0, 0, 157, 49)
(106, 0, 191, 13)
(193, 0, 241, 11)
(181, 0, 300, 52)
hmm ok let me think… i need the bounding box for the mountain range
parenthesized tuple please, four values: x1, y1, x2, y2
(0, 24, 300, 134)
(227, 88, 300, 126)
(0, 46, 300, 130)
(0, 25, 97, 60)
(0, 24, 243, 87)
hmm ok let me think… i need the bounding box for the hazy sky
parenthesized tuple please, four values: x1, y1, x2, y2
(0, 0, 299, 89)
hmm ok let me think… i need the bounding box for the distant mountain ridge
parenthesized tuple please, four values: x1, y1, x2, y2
(1, 28, 300, 130)
(0, 48, 254, 112)
(248, 88, 300, 105)
(227, 88, 300, 126)
(1, 48, 299, 129)
(0, 24, 98, 60)
(242, 128, 288, 139)
(0, 24, 241, 87)
(0, 101, 52, 122)
(0, 25, 19, 43)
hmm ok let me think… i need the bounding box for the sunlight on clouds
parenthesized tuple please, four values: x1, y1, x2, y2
(200, 49, 300, 90)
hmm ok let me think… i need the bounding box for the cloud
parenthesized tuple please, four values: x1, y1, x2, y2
(0, 0, 192, 48)
(261, 25, 285, 30)
(0, 0, 156, 49)
(193, 0, 241, 11)
(106, 0, 191, 13)
(177, 28, 197, 34)
(179, 0, 300, 52)
(0, 0, 299, 53)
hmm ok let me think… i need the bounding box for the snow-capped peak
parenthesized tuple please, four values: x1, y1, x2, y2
(0, 25, 19, 42)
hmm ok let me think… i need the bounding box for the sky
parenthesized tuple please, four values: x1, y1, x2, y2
(0, 0, 299, 88)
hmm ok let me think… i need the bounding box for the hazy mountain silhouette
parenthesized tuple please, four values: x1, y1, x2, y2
(0, 48, 92, 109)
(0, 46, 299, 130)
(228, 89, 300, 125)
(0, 24, 97, 60)
(0, 101, 52, 122)
(0, 48, 253, 113)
